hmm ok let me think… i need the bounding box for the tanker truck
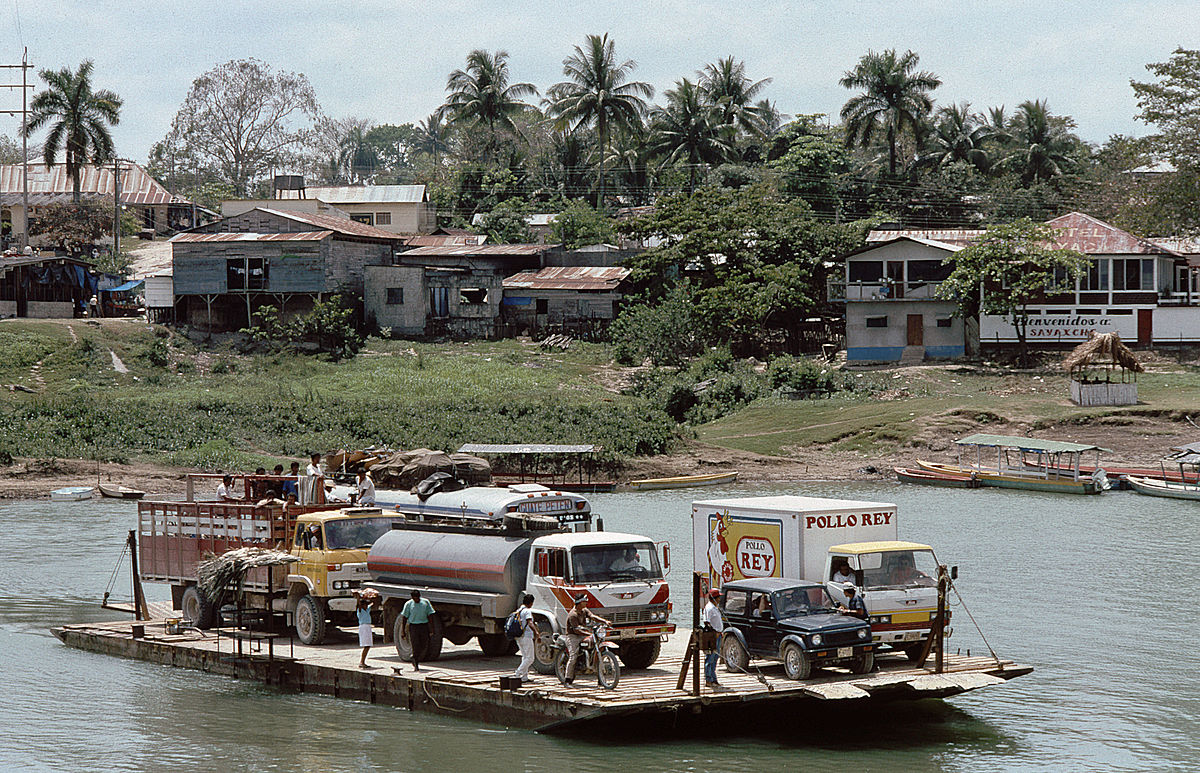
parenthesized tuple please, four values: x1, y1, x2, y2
(367, 515, 675, 673)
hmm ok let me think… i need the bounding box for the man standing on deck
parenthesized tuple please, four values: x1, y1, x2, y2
(514, 593, 540, 683)
(837, 583, 869, 621)
(401, 590, 436, 672)
(702, 587, 724, 687)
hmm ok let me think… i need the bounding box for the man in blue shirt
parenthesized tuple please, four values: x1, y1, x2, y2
(401, 590, 436, 672)
(837, 583, 869, 623)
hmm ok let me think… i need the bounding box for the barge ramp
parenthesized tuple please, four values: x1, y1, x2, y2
(52, 617, 1031, 733)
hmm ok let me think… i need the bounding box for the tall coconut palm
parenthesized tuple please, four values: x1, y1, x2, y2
(839, 48, 940, 177)
(24, 60, 122, 202)
(414, 112, 453, 168)
(698, 56, 773, 139)
(999, 99, 1079, 183)
(442, 50, 537, 160)
(545, 33, 654, 208)
(647, 78, 734, 192)
(917, 102, 992, 172)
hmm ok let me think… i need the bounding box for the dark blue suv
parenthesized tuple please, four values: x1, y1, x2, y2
(718, 578, 874, 680)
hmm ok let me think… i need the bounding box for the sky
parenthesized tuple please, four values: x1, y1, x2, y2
(5, 0, 1198, 164)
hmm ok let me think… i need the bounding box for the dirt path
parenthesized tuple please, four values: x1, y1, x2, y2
(109, 350, 129, 374)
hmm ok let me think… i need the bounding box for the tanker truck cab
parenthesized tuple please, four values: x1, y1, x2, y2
(287, 508, 399, 645)
(527, 531, 675, 670)
(825, 541, 942, 660)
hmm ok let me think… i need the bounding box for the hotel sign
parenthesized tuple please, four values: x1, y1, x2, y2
(981, 313, 1137, 342)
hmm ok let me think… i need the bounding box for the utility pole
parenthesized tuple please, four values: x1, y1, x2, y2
(0, 49, 35, 250)
(113, 156, 121, 259)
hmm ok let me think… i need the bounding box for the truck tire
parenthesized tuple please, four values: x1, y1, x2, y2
(478, 633, 516, 657)
(425, 614, 444, 662)
(181, 585, 216, 629)
(851, 650, 875, 675)
(618, 639, 661, 670)
(782, 642, 811, 680)
(532, 624, 557, 674)
(721, 635, 749, 673)
(294, 595, 328, 645)
(393, 612, 444, 662)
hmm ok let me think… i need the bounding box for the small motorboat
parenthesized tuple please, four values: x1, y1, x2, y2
(628, 472, 739, 490)
(50, 486, 95, 501)
(98, 483, 146, 500)
(1126, 475, 1200, 501)
(894, 466, 981, 488)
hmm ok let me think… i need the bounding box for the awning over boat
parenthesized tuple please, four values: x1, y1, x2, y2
(955, 434, 1110, 454)
(457, 443, 597, 455)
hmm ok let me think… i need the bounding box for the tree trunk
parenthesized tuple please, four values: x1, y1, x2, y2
(887, 123, 897, 177)
(597, 115, 607, 211)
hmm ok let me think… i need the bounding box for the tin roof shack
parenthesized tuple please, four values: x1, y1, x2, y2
(0, 254, 93, 318)
(369, 243, 552, 338)
(171, 208, 402, 332)
(296, 185, 436, 235)
(0, 162, 194, 243)
(502, 266, 630, 335)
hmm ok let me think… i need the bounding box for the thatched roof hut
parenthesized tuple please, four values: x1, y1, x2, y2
(1062, 332, 1144, 382)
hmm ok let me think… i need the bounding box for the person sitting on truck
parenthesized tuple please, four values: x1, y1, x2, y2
(306, 453, 324, 480)
(514, 593, 539, 684)
(401, 590, 436, 672)
(564, 595, 611, 685)
(608, 547, 641, 573)
(354, 470, 376, 506)
(303, 523, 323, 550)
(216, 475, 240, 502)
(887, 553, 928, 586)
(836, 583, 869, 621)
(831, 560, 855, 585)
(281, 462, 301, 499)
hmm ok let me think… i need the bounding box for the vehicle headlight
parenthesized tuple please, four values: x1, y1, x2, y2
(810, 634, 822, 647)
(857, 628, 868, 639)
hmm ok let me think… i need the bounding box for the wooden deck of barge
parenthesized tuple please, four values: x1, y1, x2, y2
(52, 615, 1031, 733)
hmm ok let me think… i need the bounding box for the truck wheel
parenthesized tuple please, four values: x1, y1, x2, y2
(851, 650, 875, 675)
(477, 633, 515, 657)
(181, 586, 216, 629)
(393, 613, 444, 662)
(721, 635, 749, 673)
(782, 642, 811, 680)
(532, 628, 557, 675)
(294, 595, 328, 645)
(393, 614, 414, 661)
(618, 640, 661, 670)
(424, 614, 444, 662)
(597, 650, 620, 689)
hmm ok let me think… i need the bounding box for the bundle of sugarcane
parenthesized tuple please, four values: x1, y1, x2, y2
(197, 547, 300, 601)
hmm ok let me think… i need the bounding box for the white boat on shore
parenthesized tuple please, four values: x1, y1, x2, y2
(51, 486, 94, 502)
(1126, 475, 1200, 501)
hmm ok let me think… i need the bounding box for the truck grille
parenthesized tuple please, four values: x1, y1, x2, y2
(599, 606, 659, 625)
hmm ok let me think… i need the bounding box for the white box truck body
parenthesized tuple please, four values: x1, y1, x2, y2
(692, 496, 941, 657)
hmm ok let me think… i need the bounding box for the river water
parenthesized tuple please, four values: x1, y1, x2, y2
(1, 482, 1195, 772)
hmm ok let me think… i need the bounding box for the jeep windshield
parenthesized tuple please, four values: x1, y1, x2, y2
(323, 517, 398, 550)
(571, 543, 663, 583)
(773, 586, 834, 617)
(860, 548, 938, 590)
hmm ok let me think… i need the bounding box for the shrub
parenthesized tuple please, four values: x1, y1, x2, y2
(610, 287, 702, 366)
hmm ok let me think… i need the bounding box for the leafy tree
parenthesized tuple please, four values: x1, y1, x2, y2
(442, 50, 537, 160)
(609, 285, 701, 366)
(1130, 48, 1200, 233)
(996, 99, 1081, 183)
(161, 59, 319, 197)
(364, 123, 417, 178)
(25, 60, 122, 202)
(545, 33, 653, 207)
(937, 218, 1087, 365)
(550, 200, 614, 248)
(917, 102, 992, 173)
(768, 115, 850, 213)
(29, 200, 112, 254)
(647, 78, 733, 191)
(839, 48, 941, 177)
(698, 56, 773, 140)
(476, 199, 533, 243)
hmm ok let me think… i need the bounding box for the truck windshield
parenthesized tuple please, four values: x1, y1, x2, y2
(773, 586, 831, 617)
(861, 549, 939, 590)
(323, 517, 398, 550)
(571, 543, 662, 583)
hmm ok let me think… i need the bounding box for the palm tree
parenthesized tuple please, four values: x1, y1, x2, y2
(414, 112, 453, 168)
(999, 99, 1079, 183)
(337, 119, 378, 183)
(442, 50, 536, 160)
(545, 33, 654, 208)
(24, 60, 122, 202)
(698, 56, 773, 139)
(754, 99, 788, 137)
(647, 78, 733, 191)
(917, 102, 992, 172)
(839, 49, 940, 177)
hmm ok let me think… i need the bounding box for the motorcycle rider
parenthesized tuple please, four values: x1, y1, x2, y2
(564, 594, 611, 685)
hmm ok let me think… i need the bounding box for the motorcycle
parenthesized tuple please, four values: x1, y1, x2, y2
(553, 623, 621, 689)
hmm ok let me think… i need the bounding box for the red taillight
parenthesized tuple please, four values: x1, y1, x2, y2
(575, 502, 585, 510)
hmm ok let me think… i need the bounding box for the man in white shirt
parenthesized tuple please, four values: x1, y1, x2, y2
(831, 560, 855, 585)
(305, 453, 324, 479)
(355, 470, 376, 505)
(215, 475, 240, 502)
(702, 588, 725, 687)
(514, 593, 540, 683)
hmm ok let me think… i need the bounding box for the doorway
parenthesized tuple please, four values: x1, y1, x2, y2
(906, 314, 924, 346)
(1137, 309, 1153, 346)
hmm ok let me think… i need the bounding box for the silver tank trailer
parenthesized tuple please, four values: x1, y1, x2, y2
(368, 529, 533, 596)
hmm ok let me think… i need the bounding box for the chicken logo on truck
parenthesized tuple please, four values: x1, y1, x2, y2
(704, 510, 782, 586)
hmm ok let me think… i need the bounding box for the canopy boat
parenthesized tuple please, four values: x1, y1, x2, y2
(51, 486, 94, 501)
(894, 466, 982, 489)
(456, 443, 616, 492)
(917, 434, 1111, 495)
(1125, 444, 1200, 501)
(98, 483, 146, 500)
(628, 471, 739, 490)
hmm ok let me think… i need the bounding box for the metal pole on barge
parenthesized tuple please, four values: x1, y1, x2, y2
(935, 565, 948, 674)
(692, 572, 700, 696)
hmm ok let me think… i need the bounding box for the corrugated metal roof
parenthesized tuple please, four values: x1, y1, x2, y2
(503, 266, 631, 291)
(848, 235, 964, 257)
(866, 228, 984, 246)
(956, 433, 1110, 454)
(401, 244, 551, 257)
(1045, 212, 1177, 256)
(457, 443, 597, 455)
(0, 163, 186, 206)
(255, 208, 403, 240)
(170, 231, 332, 243)
(0, 254, 91, 269)
(404, 234, 488, 247)
(303, 185, 426, 204)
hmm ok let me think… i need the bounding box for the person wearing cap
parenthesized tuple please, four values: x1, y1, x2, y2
(354, 589, 381, 668)
(836, 583, 869, 621)
(702, 587, 725, 687)
(564, 595, 611, 685)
